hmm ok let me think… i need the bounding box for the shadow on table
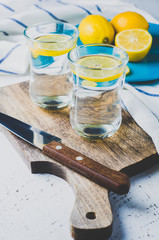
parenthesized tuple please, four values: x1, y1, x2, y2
(108, 163, 159, 240)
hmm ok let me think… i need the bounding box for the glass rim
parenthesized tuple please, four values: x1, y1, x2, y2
(23, 21, 79, 43)
(67, 44, 129, 71)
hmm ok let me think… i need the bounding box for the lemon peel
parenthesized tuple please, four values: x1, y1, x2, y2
(111, 11, 149, 33)
(79, 15, 115, 44)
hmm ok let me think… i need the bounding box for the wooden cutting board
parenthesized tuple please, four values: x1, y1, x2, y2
(0, 81, 158, 240)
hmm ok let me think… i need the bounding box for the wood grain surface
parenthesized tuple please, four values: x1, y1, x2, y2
(0, 81, 158, 240)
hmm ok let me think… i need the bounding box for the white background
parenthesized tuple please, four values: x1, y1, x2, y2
(0, 0, 159, 239)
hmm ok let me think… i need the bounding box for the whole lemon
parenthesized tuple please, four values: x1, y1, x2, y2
(111, 11, 149, 33)
(79, 15, 115, 44)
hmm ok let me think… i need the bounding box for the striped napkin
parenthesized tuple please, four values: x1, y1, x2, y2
(0, 0, 158, 153)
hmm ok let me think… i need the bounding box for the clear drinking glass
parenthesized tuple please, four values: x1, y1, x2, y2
(68, 44, 129, 139)
(24, 22, 79, 109)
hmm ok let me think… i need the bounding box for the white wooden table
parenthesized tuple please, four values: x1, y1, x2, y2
(0, 0, 159, 239)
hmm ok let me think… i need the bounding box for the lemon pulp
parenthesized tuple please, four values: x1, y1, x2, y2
(71, 55, 125, 82)
(31, 34, 74, 58)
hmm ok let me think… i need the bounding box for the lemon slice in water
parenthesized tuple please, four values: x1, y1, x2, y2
(72, 55, 124, 82)
(81, 80, 97, 87)
(31, 34, 74, 58)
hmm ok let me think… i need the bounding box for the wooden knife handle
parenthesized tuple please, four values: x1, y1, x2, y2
(43, 141, 130, 195)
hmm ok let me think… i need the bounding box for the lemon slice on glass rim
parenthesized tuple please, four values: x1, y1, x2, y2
(31, 34, 74, 58)
(71, 54, 126, 82)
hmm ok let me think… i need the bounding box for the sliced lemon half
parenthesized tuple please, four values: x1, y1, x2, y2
(115, 29, 152, 62)
(31, 34, 74, 58)
(72, 55, 125, 82)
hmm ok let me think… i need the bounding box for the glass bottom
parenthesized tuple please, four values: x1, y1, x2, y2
(29, 71, 73, 109)
(30, 94, 71, 109)
(71, 120, 121, 139)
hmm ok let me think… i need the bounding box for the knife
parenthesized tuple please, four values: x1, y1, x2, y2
(0, 112, 130, 195)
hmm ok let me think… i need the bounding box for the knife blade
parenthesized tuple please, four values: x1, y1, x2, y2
(0, 112, 130, 195)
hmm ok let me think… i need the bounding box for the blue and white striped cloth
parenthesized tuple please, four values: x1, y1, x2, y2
(0, 0, 159, 153)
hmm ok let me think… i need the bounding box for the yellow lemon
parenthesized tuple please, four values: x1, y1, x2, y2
(126, 66, 130, 75)
(115, 29, 152, 62)
(79, 15, 115, 44)
(31, 34, 74, 58)
(71, 55, 124, 82)
(81, 80, 97, 87)
(111, 11, 149, 33)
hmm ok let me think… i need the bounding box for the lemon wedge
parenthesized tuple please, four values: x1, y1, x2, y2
(115, 29, 152, 62)
(31, 34, 74, 58)
(126, 66, 130, 75)
(72, 55, 124, 82)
